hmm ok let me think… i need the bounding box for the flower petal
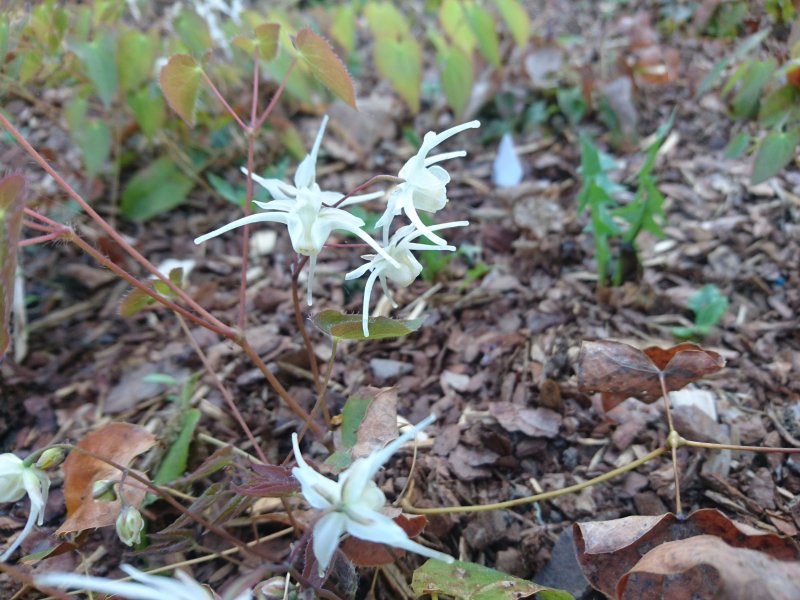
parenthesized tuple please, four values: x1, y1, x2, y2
(312, 511, 348, 576)
(291, 434, 339, 510)
(242, 169, 297, 201)
(194, 213, 288, 245)
(360, 269, 380, 337)
(294, 115, 329, 189)
(424, 150, 466, 167)
(0, 495, 39, 562)
(403, 202, 448, 246)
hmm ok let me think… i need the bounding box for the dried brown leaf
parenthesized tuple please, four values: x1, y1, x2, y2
(56, 423, 157, 536)
(340, 513, 428, 567)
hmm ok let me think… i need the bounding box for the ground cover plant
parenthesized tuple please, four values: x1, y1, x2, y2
(1, 1, 800, 599)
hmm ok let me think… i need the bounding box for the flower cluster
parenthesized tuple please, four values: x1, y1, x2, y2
(291, 414, 453, 576)
(0, 453, 50, 562)
(194, 117, 479, 332)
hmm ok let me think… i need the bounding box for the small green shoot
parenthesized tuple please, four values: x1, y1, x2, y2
(672, 284, 729, 340)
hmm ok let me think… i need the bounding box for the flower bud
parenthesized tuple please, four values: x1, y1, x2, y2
(35, 448, 66, 470)
(115, 506, 144, 547)
(92, 479, 117, 501)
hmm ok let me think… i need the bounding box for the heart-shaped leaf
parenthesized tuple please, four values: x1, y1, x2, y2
(439, 46, 473, 117)
(121, 157, 194, 221)
(0, 174, 27, 360)
(494, 0, 530, 47)
(312, 309, 423, 341)
(159, 54, 203, 127)
(233, 22, 280, 61)
(374, 36, 422, 112)
(466, 4, 501, 67)
(293, 28, 356, 108)
(751, 126, 800, 184)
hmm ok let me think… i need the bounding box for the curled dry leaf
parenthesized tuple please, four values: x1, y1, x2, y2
(574, 508, 800, 599)
(618, 534, 800, 600)
(56, 423, 157, 536)
(351, 387, 398, 460)
(576, 340, 725, 411)
(233, 463, 299, 497)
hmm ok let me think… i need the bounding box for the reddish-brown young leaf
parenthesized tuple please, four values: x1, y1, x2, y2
(576, 340, 725, 410)
(574, 508, 800, 598)
(56, 423, 157, 536)
(292, 28, 356, 108)
(159, 54, 202, 127)
(0, 173, 27, 360)
(618, 534, 800, 599)
(340, 513, 429, 567)
(233, 463, 300, 497)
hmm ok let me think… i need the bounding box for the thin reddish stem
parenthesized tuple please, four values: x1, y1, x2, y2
(331, 174, 400, 209)
(24, 207, 64, 229)
(255, 58, 296, 130)
(201, 70, 248, 131)
(22, 219, 58, 234)
(0, 114, 229, 333)
(660, 374, 682, 514)
(19, 232, 63, 246)
(290, 255, 321, 394)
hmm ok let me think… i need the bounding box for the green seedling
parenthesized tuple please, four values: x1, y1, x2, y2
(672, 284, 729, 340)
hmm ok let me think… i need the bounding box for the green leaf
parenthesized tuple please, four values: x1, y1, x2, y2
(233, 23, 280, 61)
(689, 284, 728, 329)
(331, 5, 356, 54)
(293, 28, 356, 108)
(0, 14, 9, 60)
(412, 559, 574, 600)
(119, 286, 156, 317)
(72, 31, 119, 108)
(729, 58, 776, 118)
(374, 36, 422, 112)
(556, 86, 586, 125)
(695, 28, 770, 98)
(159, 54, 203, 127)
(64, 97, 111, 180)
(127, 86, 166, 140)
(758, 84, 800, 127)
(465, 4, 501, 67)
(439, 46, 473, 117)
(154, 408, 202, 485)
(121, 157, 194, 221)
(364, 1, 410, 38)
(118, 29, 156, 93)
(339, 394, 373, 449)
(494, 0, 529, 47)
(174, 8, 211, 56)
(311, 309, 424, 341)
(724, 131, 750, 159)
(0, 174, 27, 360)
(751, 126, 800, 184)
(440, 0, 477, 56)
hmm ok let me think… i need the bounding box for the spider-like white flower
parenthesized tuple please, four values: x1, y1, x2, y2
(0, 453, 50, 562)
(291, 414, 453, 576)
(194, 115, 399, 305)
(35, 564, 252, 600)
(345, 221, 468, 337)
(376, 120, 480, 246)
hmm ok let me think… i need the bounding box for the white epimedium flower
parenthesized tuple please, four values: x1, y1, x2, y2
(194, 115, 399, 305)
(345, 221, 469, 337)
(376, 120, 480, 246)
(35, 564, 252, 600)
(0, 453, 50, 562)
(291, 414, 454, 576)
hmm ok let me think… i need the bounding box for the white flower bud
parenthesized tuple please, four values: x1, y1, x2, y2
(115, 506, 144, 547)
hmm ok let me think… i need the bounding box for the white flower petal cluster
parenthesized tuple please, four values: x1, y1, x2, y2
(194, 115, 399, 306)
(376, 120, 480, 246)
(292, 414, 453, 576)
(346, 221, 469, 337)
(36, 564, 252, 600)
(0, 453, 50, 562)
(116, 505, 145, 547)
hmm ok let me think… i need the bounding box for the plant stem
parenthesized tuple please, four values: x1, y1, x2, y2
(331, 174, 401, 209)
(297, 340, 337, 448)
(659, 374, 682, 514)
(291, 255, 322, 393)
(255, 58, 296, 130)
(403, 446, 667, 514)
(176, 313, 268, 464)
(19, 232, 63, 246)
(681, 438, 800, 454)
(201, 70, 248, 131)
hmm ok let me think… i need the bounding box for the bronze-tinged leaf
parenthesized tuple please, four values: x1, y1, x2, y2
(292, 28, 356, 108)
(618, 534, 800, 600)
(574, 508, 800, 598)
(233, 463, 299, 497)
(340, 513, 429, 567)
(576, 340, 725, 411)
(158, 54, 202, 127)
(0, 174, 27, 360)
(56, 423, 157, 536)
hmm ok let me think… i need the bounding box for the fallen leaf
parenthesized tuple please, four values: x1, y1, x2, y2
(340, 513, 427, 567)
(56, 423, 157, 536)
(233, 463, 299, 497)
(618, 534, 800, 599)
(576, 340, 725, 411)
(574, 508, 800, 598)
(489, 402, 562, 438)
(351, 387, 398, 460)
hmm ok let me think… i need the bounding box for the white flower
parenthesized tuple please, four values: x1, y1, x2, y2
(35, 564, 252, 600)
(0, 453, 50, 562)
(345, 221, 468, 336)
(116, 506, 145, 547)
(291, 414, 453, 576)
(194, 115, 399, 305)
(376, 120, 480, 246)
